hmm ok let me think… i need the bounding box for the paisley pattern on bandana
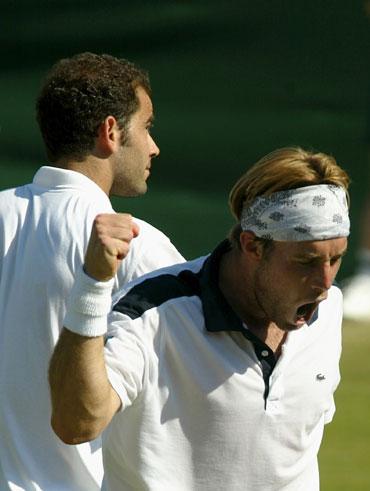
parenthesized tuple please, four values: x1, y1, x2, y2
(240, 185, 350, 241)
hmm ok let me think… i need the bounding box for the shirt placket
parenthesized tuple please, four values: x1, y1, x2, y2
(242, 328, 287, 412)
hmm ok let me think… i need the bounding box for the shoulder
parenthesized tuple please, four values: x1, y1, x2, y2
(32, 166, 114, 214)
(113, 256, 207, 320)
(116, 217, 185, 285)
(0, 184, 27, 203)
(0, 186, 17, 198)
(132, 217, 176, 243)
(0, 184, 32, 222)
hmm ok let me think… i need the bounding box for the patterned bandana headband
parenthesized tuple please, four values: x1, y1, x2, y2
(240, 184, 350, 241)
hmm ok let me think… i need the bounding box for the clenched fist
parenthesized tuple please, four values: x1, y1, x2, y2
(84, 213, 140, 281)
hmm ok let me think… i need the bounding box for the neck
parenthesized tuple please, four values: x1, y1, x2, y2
(218, 247, 286, 354)
(56, 157, 112, 196)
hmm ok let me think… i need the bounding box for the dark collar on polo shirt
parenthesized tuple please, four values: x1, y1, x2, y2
(199, 238, 318, 338)
(199, 239, 243, 334)
(198, 240, 271, 349)
(197, 239, 318, 402)
(198, 240, 278, 400)
(198, 240, 276, 349)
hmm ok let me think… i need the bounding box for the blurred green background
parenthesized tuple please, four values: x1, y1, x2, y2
(1, 1, 369, 488)
(2, 0, 370, 278)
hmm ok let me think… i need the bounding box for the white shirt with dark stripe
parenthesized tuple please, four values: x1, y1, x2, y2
(103, 240, 342, 491)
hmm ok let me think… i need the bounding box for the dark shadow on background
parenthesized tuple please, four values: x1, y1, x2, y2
(1, 0, 369, 277)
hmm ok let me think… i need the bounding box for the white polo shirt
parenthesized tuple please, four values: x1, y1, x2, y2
(103, 240, 342, 491)
(0, 167, 184, 491)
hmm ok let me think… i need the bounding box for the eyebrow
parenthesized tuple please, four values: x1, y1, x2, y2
(294, 248, 348, 261)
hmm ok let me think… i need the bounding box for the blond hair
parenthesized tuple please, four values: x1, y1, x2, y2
(229, 147, 350, 247)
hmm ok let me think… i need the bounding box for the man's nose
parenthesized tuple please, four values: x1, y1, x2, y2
(312, 263, 335, 292)
(149, 135, 160, 158)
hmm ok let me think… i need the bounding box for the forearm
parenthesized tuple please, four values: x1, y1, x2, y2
(49, 213, 136, 443)
(49, 328, 120, 444)
(48, 267, 120, 445)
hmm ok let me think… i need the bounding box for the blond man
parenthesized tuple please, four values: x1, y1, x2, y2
(50, 147, 349, 491)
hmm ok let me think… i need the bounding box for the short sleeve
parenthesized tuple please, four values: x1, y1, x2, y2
(104, 312, 146, 411)
(104, 309, 160, 412)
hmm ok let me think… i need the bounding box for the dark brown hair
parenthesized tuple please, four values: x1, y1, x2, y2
(36, 52, 151, 162)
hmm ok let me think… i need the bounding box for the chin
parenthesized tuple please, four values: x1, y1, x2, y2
(136, 183, 148, 196)
(286, 323, 305, 331)
(112, 183, 147, 198)
(277, 318, 305, 332)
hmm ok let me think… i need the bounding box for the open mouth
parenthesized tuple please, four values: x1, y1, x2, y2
(295, 301, 319, 324)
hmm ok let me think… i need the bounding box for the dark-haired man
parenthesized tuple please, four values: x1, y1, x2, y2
(0, 53, 183, 490)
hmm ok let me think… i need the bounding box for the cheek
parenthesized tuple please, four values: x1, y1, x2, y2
(135, 136, 149, 155)
(276, 269, 307, 299)
(269, 259, 297, 285)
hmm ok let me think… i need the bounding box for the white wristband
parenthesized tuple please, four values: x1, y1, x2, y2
(64, 267, 114, 337)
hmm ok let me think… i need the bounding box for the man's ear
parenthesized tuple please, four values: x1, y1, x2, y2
(95, 116, 121, 157)
(240, 231, 264, 260)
